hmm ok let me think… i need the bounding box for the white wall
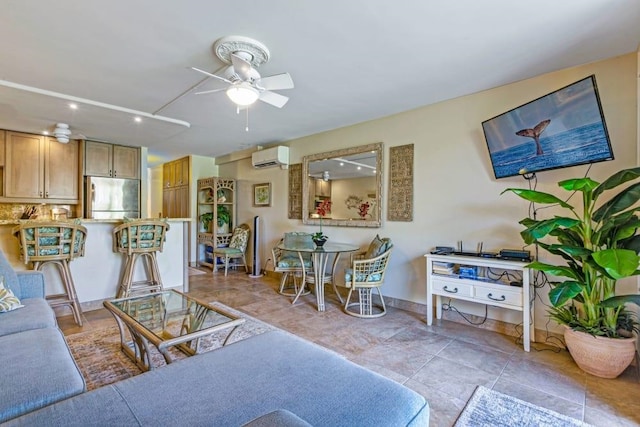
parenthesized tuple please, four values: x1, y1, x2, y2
(222, 53, 638, 333)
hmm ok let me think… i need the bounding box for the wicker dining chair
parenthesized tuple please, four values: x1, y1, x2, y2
(212, 224, 250, 276)
(271, 233, 313, 296)
(344, 237, 393, 318)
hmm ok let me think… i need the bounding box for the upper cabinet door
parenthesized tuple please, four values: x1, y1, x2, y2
(85, 141, 113, 177)
(112, 145, 139, 179)
(45, 138, 79, 200)
(5, 132, 45, 198)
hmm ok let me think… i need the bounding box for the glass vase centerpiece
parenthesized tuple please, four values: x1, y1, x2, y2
(312, 199, 332, 247)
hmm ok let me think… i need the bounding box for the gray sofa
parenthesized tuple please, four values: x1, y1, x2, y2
(0, 252, 85, 423)
(0, 252, 429, 426)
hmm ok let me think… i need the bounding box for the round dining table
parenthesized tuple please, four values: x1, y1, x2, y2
(277, 241, 359, 311)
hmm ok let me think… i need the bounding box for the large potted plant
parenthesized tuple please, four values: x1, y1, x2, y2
(503, 167, 640, 378)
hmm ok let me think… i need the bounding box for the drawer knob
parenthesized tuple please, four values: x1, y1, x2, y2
(488, 293, 506, 301)
(443, 285, 458, 293)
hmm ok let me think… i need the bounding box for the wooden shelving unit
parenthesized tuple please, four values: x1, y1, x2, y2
(196, 177, 236, 269)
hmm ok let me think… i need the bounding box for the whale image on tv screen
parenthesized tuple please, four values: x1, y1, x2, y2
(482, 75, 613, 179)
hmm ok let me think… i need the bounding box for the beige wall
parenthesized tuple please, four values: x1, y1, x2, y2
(220, 53, 638, 332)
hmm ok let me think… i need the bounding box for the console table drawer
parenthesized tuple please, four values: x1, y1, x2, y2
(432, 279, 473, 297)
(474, 285, 522, 307)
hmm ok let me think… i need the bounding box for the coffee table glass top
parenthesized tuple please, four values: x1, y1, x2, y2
(109, 289, 239, 340)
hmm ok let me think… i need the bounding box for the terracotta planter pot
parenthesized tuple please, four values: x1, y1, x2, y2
(564, 327, 637, 378)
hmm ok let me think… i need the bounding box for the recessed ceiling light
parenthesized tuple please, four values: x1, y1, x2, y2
(357, 166, 362, 170)
(42, 131, 49, 135)
(69, 103, 78, 109)
(134, 117, 142, 123)
(339, 162, 344, 166)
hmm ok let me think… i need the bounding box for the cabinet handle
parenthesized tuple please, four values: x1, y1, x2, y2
(443, 286, 458, 293)
(39, 191, 43, 197)
(487, 293, 506, 301)
(113, 170, 117, 177)
(45, 192, 48, 198)
(109, 169, 112, 177)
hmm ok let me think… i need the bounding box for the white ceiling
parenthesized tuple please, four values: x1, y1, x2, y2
(1, 1, 638, 167)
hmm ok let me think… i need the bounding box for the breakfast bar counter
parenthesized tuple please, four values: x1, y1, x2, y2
(0, 218, 191, 309)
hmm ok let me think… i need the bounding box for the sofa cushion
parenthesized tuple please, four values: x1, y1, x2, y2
(0, 298, 57, 337)
(7, 330, 429, 426)
(0, 279, 23, 312)
(0, 328, 85, 423)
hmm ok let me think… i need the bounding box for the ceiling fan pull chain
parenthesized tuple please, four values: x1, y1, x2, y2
(245, 107, 250, 132)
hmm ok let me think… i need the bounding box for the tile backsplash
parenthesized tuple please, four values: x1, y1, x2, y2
(0, 204, 74, 220)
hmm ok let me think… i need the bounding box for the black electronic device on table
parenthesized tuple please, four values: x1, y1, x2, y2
(498, 249, 532, 262)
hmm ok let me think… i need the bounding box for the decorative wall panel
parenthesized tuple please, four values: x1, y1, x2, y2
(387, 144, 413, 222)
(288, 163, 303, 219)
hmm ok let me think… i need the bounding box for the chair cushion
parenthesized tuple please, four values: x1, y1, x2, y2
(229, 228, 249, 250)
(214, 248, 243, 255)
(277, 255, 311, 269)
(365, 235, 392, 259)
(345, 268, 382, 284)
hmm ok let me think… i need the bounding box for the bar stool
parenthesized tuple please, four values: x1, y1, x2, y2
(13, 221, 87, 326)
(113, 219, 169, 298)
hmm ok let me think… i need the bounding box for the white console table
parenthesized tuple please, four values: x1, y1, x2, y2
(424, 253, 534, 351)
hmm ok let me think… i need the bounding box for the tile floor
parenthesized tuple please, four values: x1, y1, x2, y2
(59, 269, 640, 427)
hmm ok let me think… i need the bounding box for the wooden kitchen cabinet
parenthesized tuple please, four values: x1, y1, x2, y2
(163, 156, 190, 188)
(162, 156, 190, 218)
(0, 130, 5, 167)
(85, 141, 139, 179)
(5, 132, 79, 202)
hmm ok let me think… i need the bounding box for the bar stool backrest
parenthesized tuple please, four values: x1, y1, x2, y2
(113, 219, 169, 255)
(13, 221, 87, 263)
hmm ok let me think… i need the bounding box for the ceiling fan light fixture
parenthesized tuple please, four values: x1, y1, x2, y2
(226, 83, 259, 106)
(53, 123, 71, 143)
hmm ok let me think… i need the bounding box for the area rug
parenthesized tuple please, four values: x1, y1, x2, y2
(454, 386, 592, 427)
(65, 302, 275, 391)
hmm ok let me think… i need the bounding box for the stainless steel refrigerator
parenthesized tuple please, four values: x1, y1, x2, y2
(85, 176, 140, 219)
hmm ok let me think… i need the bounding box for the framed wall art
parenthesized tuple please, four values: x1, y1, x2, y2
(253, 182, 272, 207)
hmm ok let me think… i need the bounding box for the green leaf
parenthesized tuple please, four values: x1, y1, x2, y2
(593, 167, 640, 199)
(620, 235, 640, 253)
(593, 182, 640, 222)
(520, 217, 580, 243)
(502, 189, 572, 208)
(592, 249, 640, 279)
(548, 281, 584, 307)
(558, 178, 599, 193)
(526, 261, 580, 280)
(546, 244, 591, 260)
(600, 294, 640, 308)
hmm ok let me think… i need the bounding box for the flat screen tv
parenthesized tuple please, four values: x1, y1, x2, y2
(482, 75, 613, 179)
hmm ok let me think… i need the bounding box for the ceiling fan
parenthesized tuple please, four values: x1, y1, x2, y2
(191, 36, 294, 108)
(49, 123, 86, 143)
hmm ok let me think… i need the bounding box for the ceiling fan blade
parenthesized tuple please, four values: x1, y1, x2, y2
(230, 53, 253, 81)
(259, 90, 289, 108)
(190, 67, 231, 84)
(258, 73, 294, 91)
(194, 88, 227, 95)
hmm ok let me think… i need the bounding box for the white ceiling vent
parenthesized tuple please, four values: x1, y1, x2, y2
(252, 146, 289, 169)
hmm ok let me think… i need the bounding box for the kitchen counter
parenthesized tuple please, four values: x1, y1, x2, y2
(0, 218, 192, 311)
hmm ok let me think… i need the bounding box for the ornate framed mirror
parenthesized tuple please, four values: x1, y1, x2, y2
(302, 142, 383, 228)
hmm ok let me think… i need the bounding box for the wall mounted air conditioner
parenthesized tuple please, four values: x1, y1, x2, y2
(251, 146, 289, 169)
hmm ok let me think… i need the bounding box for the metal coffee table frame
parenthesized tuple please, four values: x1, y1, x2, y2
(104, 289, 245, 371)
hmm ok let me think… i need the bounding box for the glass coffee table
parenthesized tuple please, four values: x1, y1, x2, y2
(104, 289, 245, 371)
